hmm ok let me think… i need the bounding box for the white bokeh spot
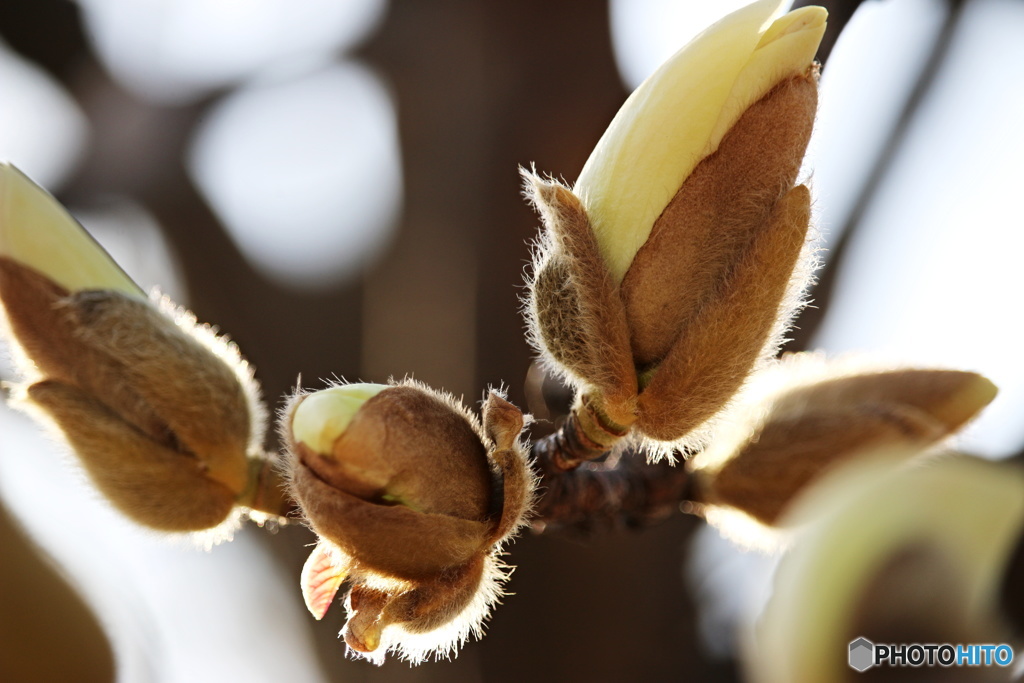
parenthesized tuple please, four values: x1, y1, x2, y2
(188, 61, 402, 289)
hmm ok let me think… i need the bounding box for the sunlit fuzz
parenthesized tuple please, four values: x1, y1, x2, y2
(747, 455, 1024, 683)
(283, 381, 536, 663)
(690, 352, 998, 534)
(0, 163, 272, 532)
(524, 1, 826, 456)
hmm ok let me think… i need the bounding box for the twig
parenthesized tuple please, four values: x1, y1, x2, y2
(530, 425, 696, 534)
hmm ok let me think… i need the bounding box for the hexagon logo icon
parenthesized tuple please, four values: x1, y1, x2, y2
(849, 637, 875, 672)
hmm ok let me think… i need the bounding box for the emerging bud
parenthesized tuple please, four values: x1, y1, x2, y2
(691, 354, 998, 527)
(291, 383, 389, 460)
(575, 0, 827, 284)
(0, 164, 268, 532)
(285, 382, 535, 663)
(748, 456, 1024, 683)
(525, 2, 826, 452)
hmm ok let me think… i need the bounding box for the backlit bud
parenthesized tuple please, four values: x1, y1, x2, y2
(575, 0, 826, 284)
(525, 2, 825, 452)
(748, 456, 1024, 683)
(692, 354, 998, 527)
(0, 164, 267, 532)
(285, 383, 535, 663)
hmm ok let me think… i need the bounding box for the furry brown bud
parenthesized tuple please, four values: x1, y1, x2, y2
(0, 169, 268, 533)
(692, 354, 998, 527)
(525, 67, 819, 453)
(285, 383, 535, 663)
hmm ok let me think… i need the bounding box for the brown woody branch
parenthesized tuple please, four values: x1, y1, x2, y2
(530, 425, 698, 534)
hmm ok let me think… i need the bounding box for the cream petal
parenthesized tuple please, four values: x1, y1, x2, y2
(291, 383, 389, 456)
(711, 7, 827, 148)
(574, 0, 789, 283)
(0, 163, 142, 296)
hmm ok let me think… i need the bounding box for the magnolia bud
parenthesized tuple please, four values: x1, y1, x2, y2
(692, 354, 998, 526)
(748, 456, 1024, 683)
(524, 2, 826, 453)
(575, 0, 827, 284)
(0, 164, 267, 531)
(285, 383, 535, 663)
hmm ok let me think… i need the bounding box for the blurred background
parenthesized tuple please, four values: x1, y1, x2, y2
(1, 0, 1023, 681)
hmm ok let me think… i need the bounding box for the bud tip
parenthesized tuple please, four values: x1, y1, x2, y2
(291, 383, 388, 456)
(0, 163, 142, 296)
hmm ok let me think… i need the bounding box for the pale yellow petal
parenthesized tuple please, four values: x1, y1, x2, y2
(710, 7, 827, 148)
(574, 0, 788, 283)
(291, 383, 389, 456)
(0, 163, 142, 296)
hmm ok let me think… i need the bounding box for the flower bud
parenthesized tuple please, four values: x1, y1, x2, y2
(285, 383, 535, 663)
(575, 0, 826, 284)
(692, 354, 998, 526)
(748, 456, 1024, 683)
(0, 164, 267, 531)
(524, 3, 826, 452)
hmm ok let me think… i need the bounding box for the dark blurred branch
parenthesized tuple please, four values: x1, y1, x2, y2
(531, 426, 695, 534)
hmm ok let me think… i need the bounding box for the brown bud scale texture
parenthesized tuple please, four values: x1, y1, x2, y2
(24, 380, 237, 531)
(621, 73, 818, 367)
(524, 174, 638, 425)
(0, 257, 267, 531)
(693, 355, 998, 526)
(284, 382, 536, 664)
(524, 70, 821, 452)
(636, 183, 811, 444)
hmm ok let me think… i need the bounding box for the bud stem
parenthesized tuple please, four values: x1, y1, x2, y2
(531, 432, 696, 533)
(237, 455, 299, 521)
(527, 391, 707, 532)
(546, 393, 631, 472)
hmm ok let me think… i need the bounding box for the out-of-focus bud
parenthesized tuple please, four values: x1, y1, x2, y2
(748, 456, 1024, 683)
(0, 163, 270, 532)
(525, 1, 826, 453)
(691, 353, 998, 528)
(285, 382, 535, 664)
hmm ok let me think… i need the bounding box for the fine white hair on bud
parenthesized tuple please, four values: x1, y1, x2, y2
(691, 352, 998, 533)
(0, 163, 269, 533)
(522, 2, 828, 458)
(283, 379, 536, 663)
